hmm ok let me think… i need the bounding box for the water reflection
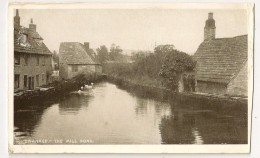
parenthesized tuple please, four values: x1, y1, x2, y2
(14, 82, 247, 144)
(159, 101, 247, 144)
(58, 94, 93, 115)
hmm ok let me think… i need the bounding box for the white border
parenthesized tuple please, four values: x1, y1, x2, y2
(8, 3, 254, 154)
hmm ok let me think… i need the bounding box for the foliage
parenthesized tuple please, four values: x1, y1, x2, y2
(154, 44, 175, 55)
(53, 50, 59, 70)
(159, 49, 196, 91)
(96, 45, 109, 65)
(109, 44, 124, 61)
(103, 44, 195, 91)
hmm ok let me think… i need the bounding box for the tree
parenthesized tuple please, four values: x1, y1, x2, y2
(109, 44, 123, 61)
(96, 45, 109, 65)
(154, 44, 175, 55)
(158, 47, 196, 91)
(53, 50, 59, 70)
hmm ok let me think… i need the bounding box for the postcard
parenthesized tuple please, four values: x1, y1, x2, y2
(8, 3, 254, 153)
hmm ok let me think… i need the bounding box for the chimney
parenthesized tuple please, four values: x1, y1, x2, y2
(29, 18, 36, 32)
(208, 12, 213, 19)
(84, 42, 89, 50)
(204, 12, 216, 41)
(14, 9, 20, 28)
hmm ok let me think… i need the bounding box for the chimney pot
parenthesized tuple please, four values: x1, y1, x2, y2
(204, 12, 216, 41)
(208, 12, 213, 19)
(29, 18, 36, 32)
(14, 9, 20, 28)
(16, 9, 19, 16)
(84, 42, 89, 50)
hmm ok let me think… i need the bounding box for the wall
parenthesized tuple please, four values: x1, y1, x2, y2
(196, 80, 227, 94)
(227, 61, 248, 96)
(95, 65, 102, 74)
(178, 71, 195, 93)
(14, 52, 53, 91)
(67, 64, 96, 79)
(59, 63, 69, 80)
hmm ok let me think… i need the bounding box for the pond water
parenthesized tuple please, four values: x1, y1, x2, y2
(14, 82, 248, 144)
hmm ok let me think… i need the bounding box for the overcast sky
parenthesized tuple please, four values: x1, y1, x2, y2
(18, 9, 248, 54)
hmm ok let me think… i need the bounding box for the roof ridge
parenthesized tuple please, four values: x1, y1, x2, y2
(214, 34, 248, 40)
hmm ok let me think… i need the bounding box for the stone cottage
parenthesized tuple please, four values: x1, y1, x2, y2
(59, 42, 102, 79)
(193, 13, 248, 96)
(14, 10, 53, 92)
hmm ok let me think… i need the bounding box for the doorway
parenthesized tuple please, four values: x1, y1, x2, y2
(28, 76, 34, 90)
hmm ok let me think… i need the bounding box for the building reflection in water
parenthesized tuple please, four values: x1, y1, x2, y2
(159, 99, 248, 144)
(59, 94, 89, 115)
(14, 99, 57, 144)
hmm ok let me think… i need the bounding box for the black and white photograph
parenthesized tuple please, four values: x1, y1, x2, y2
(8, 3, 254, 153)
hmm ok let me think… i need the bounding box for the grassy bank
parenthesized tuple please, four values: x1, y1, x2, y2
(103, 62, 165, 90)
(103, 63, 247, 108)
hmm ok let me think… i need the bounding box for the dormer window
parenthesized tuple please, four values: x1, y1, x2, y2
(17, 32, 31, 47)
(36, 39, 43, 46)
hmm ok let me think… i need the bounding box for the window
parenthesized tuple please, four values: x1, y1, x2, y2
(14, 53, 20, 65)
(24, 75, 27, 88)
(42, 74, 45, 84)
(36, 75, 39, 87)
(14, 74, 20, 89)
(24, 54, 29, 66)
(42, 56, 45, 66)
(72, 65, 78, 72)
(36, 56, 40, 66)
(46, 74, 49, 84)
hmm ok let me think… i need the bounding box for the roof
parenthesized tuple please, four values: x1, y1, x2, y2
(193, 35, 248, 84)
(14, 26, 52, 55)
(59, 42, 99, 65)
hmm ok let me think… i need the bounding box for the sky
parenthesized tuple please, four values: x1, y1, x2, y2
(17, 9, 248, 55)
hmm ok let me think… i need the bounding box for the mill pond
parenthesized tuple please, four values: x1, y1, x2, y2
(14, 81, 248, 145)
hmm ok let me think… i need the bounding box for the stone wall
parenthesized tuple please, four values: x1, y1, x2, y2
(95, 65, 102, 74)
(197, 81, 227, 94)
(59, 63, 69, 80)
(67, 64, 96, 79)
(227, 61, 248, 96)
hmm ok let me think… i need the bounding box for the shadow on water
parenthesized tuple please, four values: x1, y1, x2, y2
(14, 98, 59, 139)
(159, 95, 248, 144)
(111, 80, 248, 144)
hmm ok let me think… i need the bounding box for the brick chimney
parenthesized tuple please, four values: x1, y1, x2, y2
(84, 42, 90, 50)
(204, 12, 216, 41)
(14, 9, 20, 29)
(29, 18, 36, 32)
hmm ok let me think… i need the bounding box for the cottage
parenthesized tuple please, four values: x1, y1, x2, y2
(193, 13, 248, 96)
(59, 42, 102, 79)
(14, 10, 53, 91)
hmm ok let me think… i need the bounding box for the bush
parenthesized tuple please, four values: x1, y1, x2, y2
(159, 49, 196, 91)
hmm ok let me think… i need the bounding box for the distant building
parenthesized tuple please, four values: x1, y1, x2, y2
(59, 42, 102, 79)
(193, 13, 248, 96)
(14, 10, 53, 92)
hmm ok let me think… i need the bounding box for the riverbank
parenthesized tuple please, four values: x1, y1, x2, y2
(106, 75, 248, 107)
(14, 74, 105, 105)
(14, 72, 248, 108)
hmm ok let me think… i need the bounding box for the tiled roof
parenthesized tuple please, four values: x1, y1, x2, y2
(193, 35, 248, 84)
(14, 26, 52, 55)
(59, 42, 99, 65)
